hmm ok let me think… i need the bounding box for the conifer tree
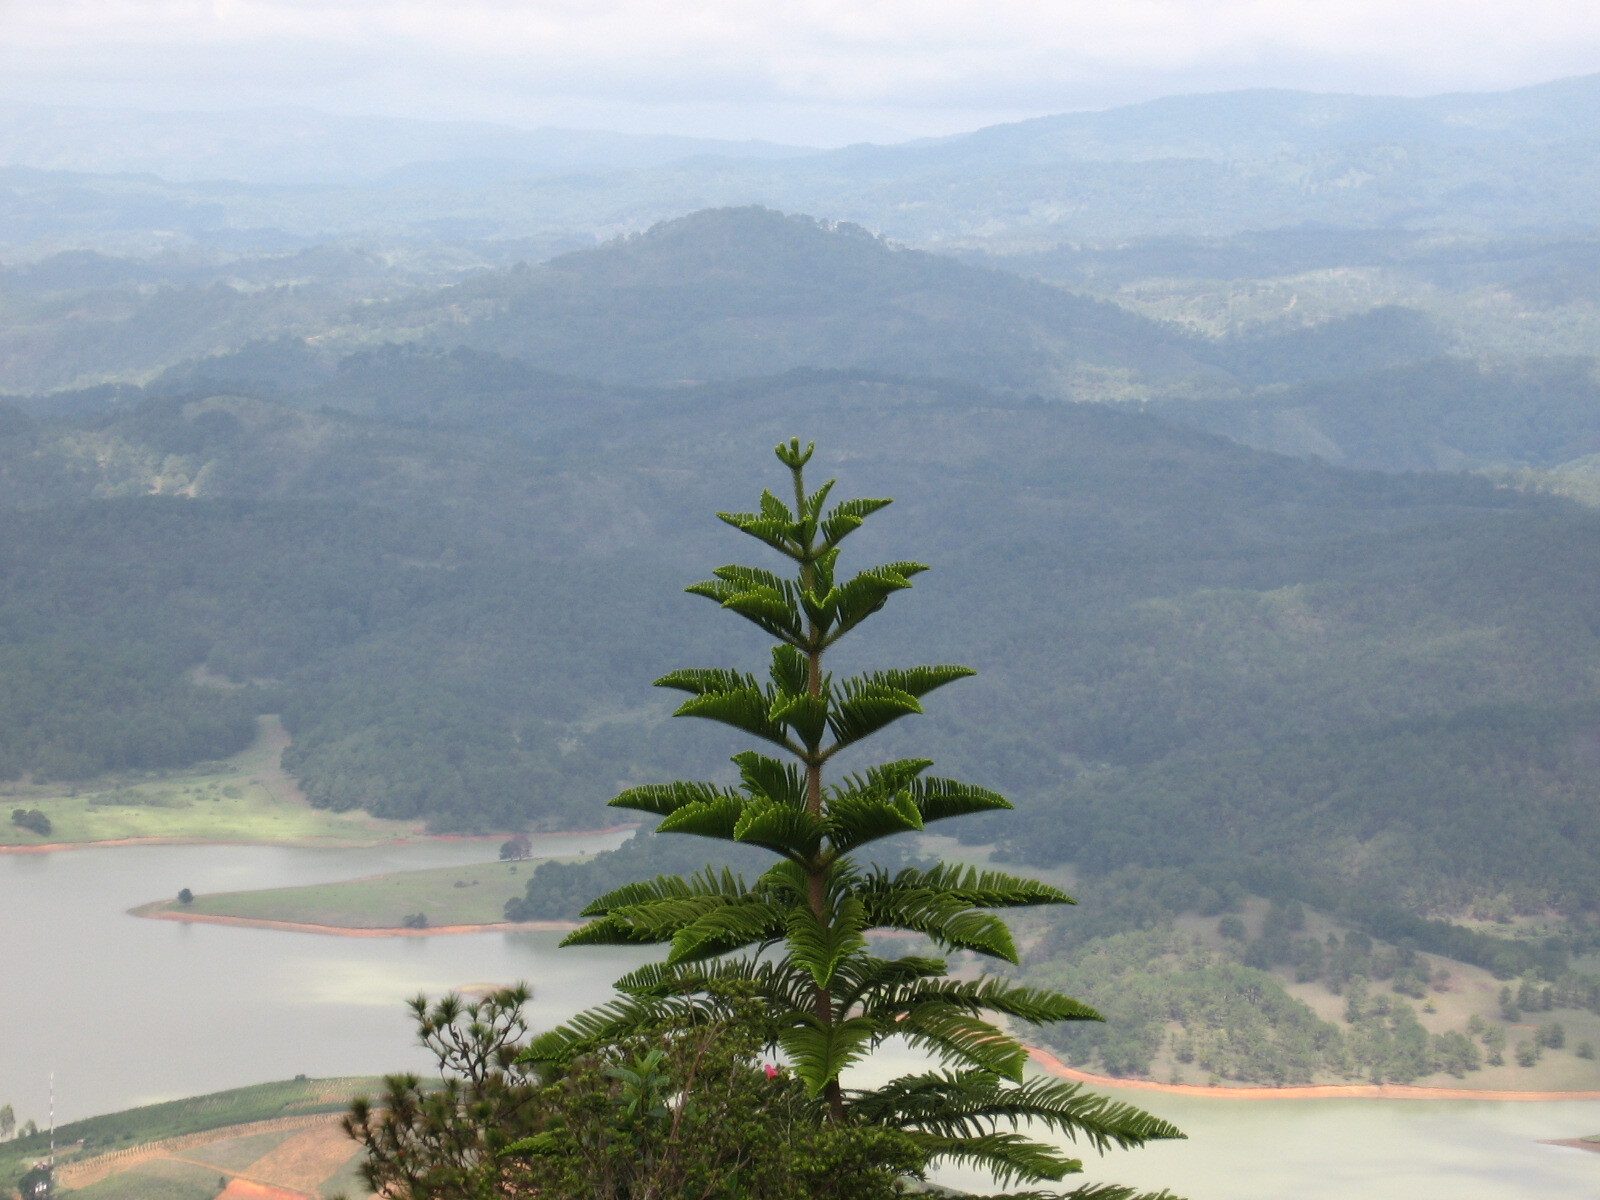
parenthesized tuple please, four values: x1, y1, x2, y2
(528, 440, 1182, 1197)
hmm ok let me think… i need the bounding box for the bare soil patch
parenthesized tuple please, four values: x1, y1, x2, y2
(217, 1180, 313, 1200)
(240, 1122, 360, 1194)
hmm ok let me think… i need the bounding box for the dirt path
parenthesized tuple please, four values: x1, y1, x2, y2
(245, 716, 308, 808)
(215, 1178, 315, 1200)
(1027, 1047, 1600, 1101)
(166, 1152, 317, 1198)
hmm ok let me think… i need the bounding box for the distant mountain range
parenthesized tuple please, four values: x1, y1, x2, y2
(0, 102, 816, 185)
(7, 74, 1600, 253)
(874, 73, 1600, 166)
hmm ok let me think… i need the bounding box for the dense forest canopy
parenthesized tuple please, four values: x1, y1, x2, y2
(5, 362, 1600, 921)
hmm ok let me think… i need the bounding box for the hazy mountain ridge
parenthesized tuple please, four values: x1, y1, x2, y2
(1, 208, 1230, 397)
(12, 205, 1600, 487)
(2, 207, 1469, 402)
(368, 208, 1223, 392)
(862, 74, 1600, 168)
(0, 102, 817, 185)
(8, 76, 1600, 259)
(17, 207, 1600, 481)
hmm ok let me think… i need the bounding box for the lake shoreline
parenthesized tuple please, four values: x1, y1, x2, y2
(118, 894, 1600, 1103)
(1540, 1137, 1600, 1153)
(1026, 1047, 1600, 1102)
(122, 826, 635, 930)
(133, 907, 580, 937)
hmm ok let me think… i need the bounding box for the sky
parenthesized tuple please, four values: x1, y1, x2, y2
(5, 0, 1600, 145)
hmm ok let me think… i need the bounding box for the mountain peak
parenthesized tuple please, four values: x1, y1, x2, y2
(547, 207, 891, 283)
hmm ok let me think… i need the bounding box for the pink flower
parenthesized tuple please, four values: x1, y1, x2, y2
(763, 1064, 780, 1079)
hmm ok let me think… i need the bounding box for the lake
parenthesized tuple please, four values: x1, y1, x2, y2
(5, 840, 1599, 1198)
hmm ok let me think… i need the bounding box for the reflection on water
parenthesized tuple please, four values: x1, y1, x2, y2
(1032, 1089, 1600, 1200)
(1, 837, 635, 1124)
(4, 839, 1598, 1198)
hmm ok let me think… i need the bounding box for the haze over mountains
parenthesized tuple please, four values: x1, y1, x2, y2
(9, 73, 1600, 256)
(4, 203, 1590, 477)
(0, 102, 817, 185)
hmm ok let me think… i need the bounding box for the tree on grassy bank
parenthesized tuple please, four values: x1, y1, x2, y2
(524, 440, 1182, 1197)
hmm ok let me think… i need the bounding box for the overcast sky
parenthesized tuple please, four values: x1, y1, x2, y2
(6, 0, 1600, 145)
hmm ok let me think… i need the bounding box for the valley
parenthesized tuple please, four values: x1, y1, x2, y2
(8, 71, 1600, 1197)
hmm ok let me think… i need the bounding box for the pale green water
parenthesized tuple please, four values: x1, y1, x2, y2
(848, 1042, 1600, 1198)
(1006, 1089, 1600, 1199)
(1, 836, 639, 1122)
(4, 840, 1597, 1198)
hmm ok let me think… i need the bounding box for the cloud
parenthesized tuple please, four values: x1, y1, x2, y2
(5, 0, 1600, 140)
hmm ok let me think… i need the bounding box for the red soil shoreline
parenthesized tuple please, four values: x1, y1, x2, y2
(121, 913, 1600, 1101)
(0, 824, 635, 855)
(137, 909, 580, 937)
(1026, 1047, 1600, 1102)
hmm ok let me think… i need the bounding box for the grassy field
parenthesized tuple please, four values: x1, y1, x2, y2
(69, 1157, 230, 1200)
(138, 858, 557, 929)
(0, 716, 430, 850)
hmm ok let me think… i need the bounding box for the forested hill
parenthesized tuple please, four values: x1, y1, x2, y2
(24, 207, 1455, 404)
(4, 371, 1600, 922)
(0, 208, 1220, 397)
(320, 207, 1224, 396)
(16, 208, 1600, 481)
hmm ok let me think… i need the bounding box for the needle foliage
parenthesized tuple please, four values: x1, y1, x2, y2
(525, 440, 1182, 1197)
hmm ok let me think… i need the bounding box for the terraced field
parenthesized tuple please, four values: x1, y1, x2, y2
(2, 1079, 378, 1200)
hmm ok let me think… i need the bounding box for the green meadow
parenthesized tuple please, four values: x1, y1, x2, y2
(0, 717, 427, 850)
(138, 858, 562, 929)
